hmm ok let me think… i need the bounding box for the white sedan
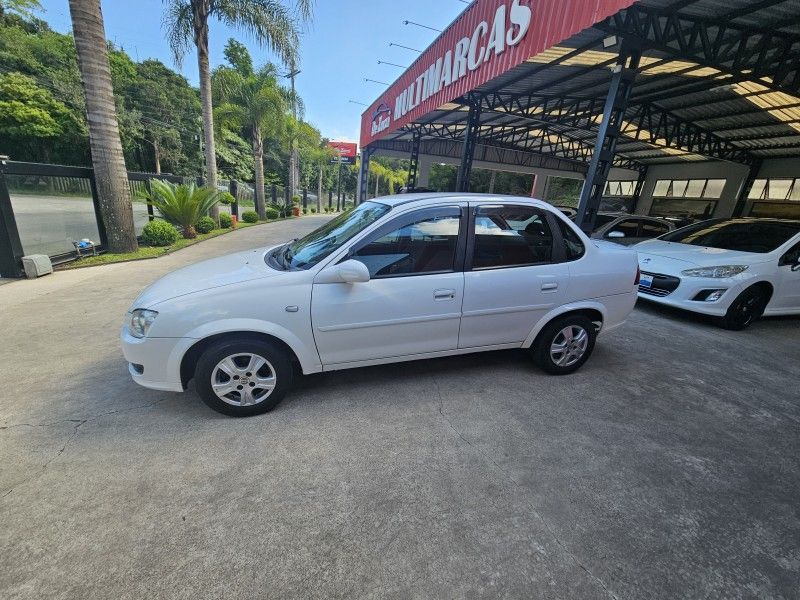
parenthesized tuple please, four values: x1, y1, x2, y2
(635, 218, 800, 329)
(121, 194, 639, 417)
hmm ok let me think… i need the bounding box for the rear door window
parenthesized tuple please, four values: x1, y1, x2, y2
(471, 205, 555, 269)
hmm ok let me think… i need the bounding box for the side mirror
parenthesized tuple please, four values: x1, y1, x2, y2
(317, 259, 370, 284)
(337, 259, 371, 283)
(607, 230, 626, 239)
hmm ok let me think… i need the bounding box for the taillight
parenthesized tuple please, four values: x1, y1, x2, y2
(634, 265, 641, 286)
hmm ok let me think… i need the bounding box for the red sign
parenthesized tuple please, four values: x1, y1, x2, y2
(328, 141, 358, 158)
(359, 0, 636, 148)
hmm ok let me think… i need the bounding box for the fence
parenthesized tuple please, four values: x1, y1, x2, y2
(0, 160, 352, 278)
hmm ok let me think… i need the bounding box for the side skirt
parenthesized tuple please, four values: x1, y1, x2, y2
(321, 343, 523, 372)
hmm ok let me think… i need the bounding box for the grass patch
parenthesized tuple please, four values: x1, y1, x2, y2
(57, 219, 282, 270)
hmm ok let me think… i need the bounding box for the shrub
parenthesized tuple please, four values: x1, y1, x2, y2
(142, 180, 222, 238)
(291, 194, 301, 205)
(242, 210, 259, 223)
(219, 191, 235, 205)
(265, 207, 279, 220)
(311, 207, 317, 214)
(195, 215, 216, 234)
(218, 212, 232, 228)
(302, 208, 308, 215)
(141, 219, 179, 247)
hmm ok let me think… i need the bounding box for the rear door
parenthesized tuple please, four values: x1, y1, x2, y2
(311, 205, 467, 365)
(458, 203, 568, 349)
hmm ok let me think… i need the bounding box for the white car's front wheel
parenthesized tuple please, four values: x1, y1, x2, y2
(719, 285, 770, 331)
(194, 338, 293, 416)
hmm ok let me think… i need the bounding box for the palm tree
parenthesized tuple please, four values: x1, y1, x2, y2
(214, 64, 287, 219)
(163, 0, 313, 220)
(68, 0, 138, 253)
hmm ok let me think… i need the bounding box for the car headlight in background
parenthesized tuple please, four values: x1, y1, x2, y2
(680, 265, 749, 278)
(129, 309, 158, 338)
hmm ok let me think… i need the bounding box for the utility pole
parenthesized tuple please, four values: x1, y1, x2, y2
(284, 64, 301, 200)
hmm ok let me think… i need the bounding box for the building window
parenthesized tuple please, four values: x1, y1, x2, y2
(604, 180, 636, 196)
(748, 178, 800, 201)
(652, 178, 726, 199)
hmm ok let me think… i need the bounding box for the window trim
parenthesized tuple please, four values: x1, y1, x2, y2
(341, 205, 468, 279)
(464, 204, 566, 272)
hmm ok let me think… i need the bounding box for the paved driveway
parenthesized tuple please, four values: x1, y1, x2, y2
(1, 216, 798, 599)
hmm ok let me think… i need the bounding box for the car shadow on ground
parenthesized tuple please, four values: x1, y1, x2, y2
(635, 298, 800, 331)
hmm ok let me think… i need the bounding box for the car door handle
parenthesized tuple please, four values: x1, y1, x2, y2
(434, 289, 456, 300)
(541, 282, 558, 291)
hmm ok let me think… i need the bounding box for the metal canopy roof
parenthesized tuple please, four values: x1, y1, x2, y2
(371, 0, 800, 171)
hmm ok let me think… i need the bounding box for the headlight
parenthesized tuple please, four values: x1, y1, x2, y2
(680, 265, 749, 278)
(129, 309, 158, 338)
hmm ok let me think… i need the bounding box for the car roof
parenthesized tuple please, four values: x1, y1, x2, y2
(367, 192, 554, 209)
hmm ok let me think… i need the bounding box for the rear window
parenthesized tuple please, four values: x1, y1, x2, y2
(661, 219, 800, 253)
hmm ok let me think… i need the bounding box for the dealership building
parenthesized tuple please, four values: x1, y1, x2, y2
(357, 0, 800, 231)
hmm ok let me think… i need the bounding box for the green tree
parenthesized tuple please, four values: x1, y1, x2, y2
(68, 0, 137, 253)
(0, 72, 72, 159)
(223, 38, 252, 77)
(0, 0, 41, 19)
(163, 0, 313, 220)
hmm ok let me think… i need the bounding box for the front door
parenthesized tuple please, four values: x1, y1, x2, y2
(773, 240, 800, 311)
(459, 204, 568, 348)
(312, 205, 466, 366)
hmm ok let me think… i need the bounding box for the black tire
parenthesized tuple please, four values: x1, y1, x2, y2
(719, 286, 769, 331)
(532, 314, 597, 375)
(194, 337, 293, 417)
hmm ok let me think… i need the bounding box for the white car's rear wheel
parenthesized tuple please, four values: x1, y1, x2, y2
(195, 338, 292, 416)
(533, 315, 597, 375)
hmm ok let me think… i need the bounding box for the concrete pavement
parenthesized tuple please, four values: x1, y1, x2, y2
(1, 215, 799, 599)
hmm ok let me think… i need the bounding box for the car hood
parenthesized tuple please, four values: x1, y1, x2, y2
(634, 240, 771, 272)
(131, 246, 282, 308)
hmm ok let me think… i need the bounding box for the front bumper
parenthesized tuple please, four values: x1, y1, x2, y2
(120, 327, 185, 392)
(637, 273, 744, 316)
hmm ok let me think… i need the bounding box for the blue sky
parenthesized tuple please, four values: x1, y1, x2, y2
(37, 0, 470, 145)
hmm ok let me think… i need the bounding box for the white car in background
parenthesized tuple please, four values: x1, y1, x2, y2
(635, 218, 800, 329)
(121, 194, 639, 417)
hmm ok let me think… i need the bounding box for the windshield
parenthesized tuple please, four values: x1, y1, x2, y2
(273, 201, 390, 270)
(659, 219, 800, 253)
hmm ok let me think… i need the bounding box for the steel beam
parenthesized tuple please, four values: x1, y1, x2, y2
(577, 44, 641, 233)
(599, 4, 800, 96)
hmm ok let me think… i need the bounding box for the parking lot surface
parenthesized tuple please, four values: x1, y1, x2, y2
(1, 216, 798, 599)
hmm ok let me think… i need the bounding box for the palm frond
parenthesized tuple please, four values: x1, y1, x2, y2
(215, 0, 300, 66)
(162, 0, 194, 66)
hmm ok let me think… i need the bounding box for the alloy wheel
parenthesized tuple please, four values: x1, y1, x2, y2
(550, 325, 589, 367)
(211, 353, 276, 406)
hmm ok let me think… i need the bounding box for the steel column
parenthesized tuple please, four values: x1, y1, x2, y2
(145, 178, 155, 221)
(0, 166, 24, 278)
(357, 146, 373, 204)
(407, 131, 421, 189)
(229, 180, 239, 218)
(631, 167, 648, 213)
(456, 99, 482, 193)
(576, 44, 641, 233)
(88, 174, 109, 248)
(733, 159, 763, 217)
